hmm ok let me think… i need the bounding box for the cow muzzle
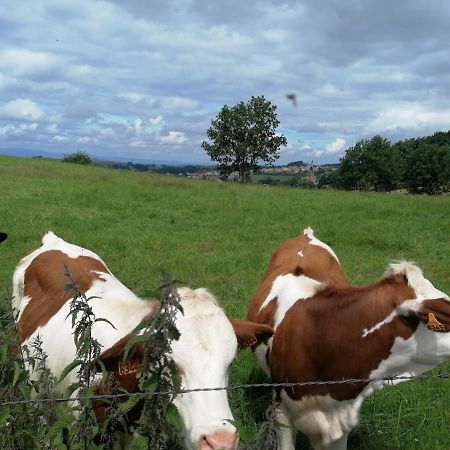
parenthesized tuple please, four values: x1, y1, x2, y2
(198, 430, 239, 450)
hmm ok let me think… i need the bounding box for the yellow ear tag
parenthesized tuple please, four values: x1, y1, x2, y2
(426, 313, 445, 332)
(118, 360, 138, 376)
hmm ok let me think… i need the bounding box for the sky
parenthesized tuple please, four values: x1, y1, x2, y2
(1, 0, 450, 165)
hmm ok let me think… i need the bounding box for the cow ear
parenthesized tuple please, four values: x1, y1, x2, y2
(413, 299, 450, 332)
(0, 233, 7, 244)
(228, 318, 274, 350)
(96, 333, 145, 372)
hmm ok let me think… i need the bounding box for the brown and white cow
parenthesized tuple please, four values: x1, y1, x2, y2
(13, 232, 273, 450)
(248, 227, 450, 450)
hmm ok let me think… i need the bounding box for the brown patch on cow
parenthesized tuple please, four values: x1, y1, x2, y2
(17, 250, 110, 340)
(269, 274, 417, 401)
(247, 233, 349, 324)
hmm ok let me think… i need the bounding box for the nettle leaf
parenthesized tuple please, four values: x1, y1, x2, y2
(132, 320, 152, 334)
(165, 403, 182, 431)
(66, 381, 82, 398)
(0, 407, 10, 425)
(0, 343, 8, 364)
(139, 377, 158, 393)
(119, 395, 140, 413)
(123, 335, 148, 360)
(93, 317, 117, 330)
(59, 359, 83, 383)
(12, 360, 20, 386)
(19, 383, 31, 400)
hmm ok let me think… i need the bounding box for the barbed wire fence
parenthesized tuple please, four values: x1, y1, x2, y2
(1, 371, 449, 407)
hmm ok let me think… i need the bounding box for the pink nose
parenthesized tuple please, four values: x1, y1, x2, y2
(199, 430, 239, 450)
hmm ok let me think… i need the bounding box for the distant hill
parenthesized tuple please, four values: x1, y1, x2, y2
(0, 148, 210, 167)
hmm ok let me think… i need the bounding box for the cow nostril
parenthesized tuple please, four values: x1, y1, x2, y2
(199, 431, 239, 450)
(199, 436, 214, 450)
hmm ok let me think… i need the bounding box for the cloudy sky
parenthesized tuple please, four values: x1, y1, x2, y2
(1, 0, 450, 164)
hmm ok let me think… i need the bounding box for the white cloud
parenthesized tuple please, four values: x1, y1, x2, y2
(162, 97, 199, 110)
(77, 136, 98, 144)
(316, 83, 342, 96)
(0, 122, 38, 137)
(118, 92, 154, 105)
(149, 115, 164, 126)
(160, 131, 188, 144)
(0, 48, 57, 76)
(100, 127, 116, 138)
(369, 104, 450, 132)
(129, 140, 147, 148)
(46, 123, 59, 133)
(3, 99, 45, 121)
(53, 135, 68, 142)
(130, 116, 164, 135)
(68, 64, 95, 78)
(325, 138, 346, 153)
(0, 124, 15, 136)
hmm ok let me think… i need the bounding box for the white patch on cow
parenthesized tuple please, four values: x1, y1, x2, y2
(280, 390, 361, 450)
(364, 320, 450, 402)
(259, 274, 323, 330)
(298, 250, 304, 257)
(384, 261, 449, 301)
(171, 288, 237, 448)
(254, 338, 272, 377)
(362, 308, 399, 337)
(303, 227, 340, 263)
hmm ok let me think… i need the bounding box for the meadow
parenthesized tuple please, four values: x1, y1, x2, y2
(0, 154, 449, 449)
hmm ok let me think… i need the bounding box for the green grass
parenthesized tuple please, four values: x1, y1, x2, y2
(0, 154, 449, 449)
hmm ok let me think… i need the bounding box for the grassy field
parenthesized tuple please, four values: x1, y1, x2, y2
(0, 154, 449, 449)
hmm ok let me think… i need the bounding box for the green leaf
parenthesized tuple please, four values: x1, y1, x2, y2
(0, 343, 8, 364)
(118, 395, 140, 413)
(58, 359, 83, 383)
(18, 383, 31, 400)
(0, 407, 10, 425)
(165, 403, 182, 430)
(66, 381, 82, 398)
(12, 360, 21, 386)
(93, 317, 117, 329)
(123, 334, 148, 360)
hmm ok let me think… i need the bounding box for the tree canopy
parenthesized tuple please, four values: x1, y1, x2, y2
(201, 96, 287, 182)
(62, 151, 92, 165)
(321, 131, 450, 195)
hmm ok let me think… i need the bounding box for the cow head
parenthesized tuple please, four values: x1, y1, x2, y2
(98, 287, 273, 450)
(386, 262, 450, 365)
(0, 233, 7, 244)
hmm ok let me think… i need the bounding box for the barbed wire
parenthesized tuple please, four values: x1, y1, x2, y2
(1, 372, 448, 407)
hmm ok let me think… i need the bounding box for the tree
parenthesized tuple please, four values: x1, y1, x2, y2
(201, 96, 287, 182)
(405, 143, 450, 194)
(62, 151, 92, 165)
(334, 136, 403, 191)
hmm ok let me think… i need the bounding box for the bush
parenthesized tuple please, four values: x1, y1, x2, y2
(63, 151, 92, 165)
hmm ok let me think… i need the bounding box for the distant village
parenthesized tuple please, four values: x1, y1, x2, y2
(98, 159, 339, 188)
